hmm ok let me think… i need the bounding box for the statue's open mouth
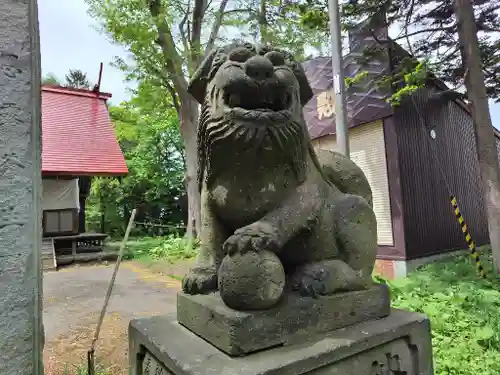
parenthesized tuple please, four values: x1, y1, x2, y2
(223, 90, 292, 121)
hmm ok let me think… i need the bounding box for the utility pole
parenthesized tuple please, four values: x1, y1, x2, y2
(453, 0, 500, 273)
(0, 0, 44, 374)
(328, 0, 349, 157)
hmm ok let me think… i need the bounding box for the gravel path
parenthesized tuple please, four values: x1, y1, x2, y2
(43, 262, 181, 374)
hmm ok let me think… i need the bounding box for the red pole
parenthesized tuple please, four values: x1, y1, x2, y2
(94, 62, 103, 92)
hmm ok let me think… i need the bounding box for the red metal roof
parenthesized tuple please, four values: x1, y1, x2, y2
(42, 85, 128, 176)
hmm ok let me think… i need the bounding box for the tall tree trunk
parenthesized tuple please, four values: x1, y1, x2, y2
(179, 97, 201, 238)
(148, 0, 228, 240)
(259, 0, 269, 44)
(77, 176, 91, 233)
(454, 0, 500, 273)
(0, 0, 44, 374)
(100, 192, 106, 234)
(124, 205, 131, 232)
(79, 195, 86, 233)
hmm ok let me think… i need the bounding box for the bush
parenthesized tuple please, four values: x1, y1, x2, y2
(145, 235, 199, 261)
(385, 251, 500, 375)
(107, 235, 199, 263)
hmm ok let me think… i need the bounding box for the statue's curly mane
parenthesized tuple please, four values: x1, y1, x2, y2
(197, 91, 309, 192)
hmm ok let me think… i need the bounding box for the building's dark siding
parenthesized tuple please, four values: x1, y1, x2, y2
(394, 88, 488, 259)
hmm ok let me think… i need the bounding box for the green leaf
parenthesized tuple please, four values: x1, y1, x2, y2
(475, 326, 494, 341)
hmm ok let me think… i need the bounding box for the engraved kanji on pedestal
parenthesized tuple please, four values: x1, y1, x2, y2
(371, 353, 408, 375)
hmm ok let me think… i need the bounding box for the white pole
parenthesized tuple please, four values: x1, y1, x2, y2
(328, 0, 350, 157)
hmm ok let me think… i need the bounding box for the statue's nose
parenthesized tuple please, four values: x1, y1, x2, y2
(244, 55, 274, 81)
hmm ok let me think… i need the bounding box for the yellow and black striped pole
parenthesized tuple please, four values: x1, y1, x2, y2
(450, 195, 487, 279)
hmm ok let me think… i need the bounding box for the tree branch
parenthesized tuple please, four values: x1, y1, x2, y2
(436, 44, 460, 62)
(191, 0, 208, 67)
(204, 0, 230, 58)
(403, 0, 416, 55)
(259, 0, 268, 44)
(205, 0, 214, 13)
(179, 3, 191, 56)
(477, 24, 500, 32)
(147, 0, 189, 96)
(163, 80, 181, 113)
(392, 26, 454, 42)
(223, 7, 254, 15)
(142, 61, 181, 113)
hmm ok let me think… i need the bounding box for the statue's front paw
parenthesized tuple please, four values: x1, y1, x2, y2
(223, 222, 280, 256)
(182, 268, 218, 294)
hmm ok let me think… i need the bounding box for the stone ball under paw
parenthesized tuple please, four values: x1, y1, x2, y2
(218, 250, 286, 311)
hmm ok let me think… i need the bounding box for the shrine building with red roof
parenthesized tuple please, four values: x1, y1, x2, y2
(41, 85, 127, 269)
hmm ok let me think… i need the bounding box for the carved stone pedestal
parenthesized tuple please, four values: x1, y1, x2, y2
(129, 306, 433, 375)
(177, 284, 391, 356)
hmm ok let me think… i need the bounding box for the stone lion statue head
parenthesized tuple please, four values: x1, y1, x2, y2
(188, 42, 315, 191)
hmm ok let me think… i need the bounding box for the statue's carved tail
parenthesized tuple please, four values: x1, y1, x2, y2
(312, 146, 373, 207)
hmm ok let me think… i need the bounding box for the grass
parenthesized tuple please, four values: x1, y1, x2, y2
(63, 365, 109, 375)
(45, 312, 130, 375)
(105, 234, 199, 263)
(383, 248, 500, 375)
(105, 236, 500, 374)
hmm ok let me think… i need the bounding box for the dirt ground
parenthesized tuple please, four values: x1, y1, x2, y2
(43, 260, 190, 375)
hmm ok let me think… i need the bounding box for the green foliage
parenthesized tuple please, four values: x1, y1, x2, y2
(107, 235, 165, 254)
(343, 59, 430, 106)
(86, 0, 326, 77)
(85, 0, 330, 238)
(42, 73, 61, 85)
(344, 71, 368, 88)
(296, 1, 329, 30)
(222, 0, 328, 59)
(86, 0, 177, 84)
(291, 0, 500, 102)
(86, 0, 328, 108)
(143, 235, 199, 261)
(383, 250, 500, 375)
(44, 69, 92, 89)
(86, 80, 186, 236)
(386, 60, 431, 105)
(65, 69, 91, 89)
(81, 236, 500, 374)
(107, 235, 199, 262)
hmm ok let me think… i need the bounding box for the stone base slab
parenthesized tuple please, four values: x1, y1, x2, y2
(177, 283, 391, 356)
(129, 309, 434, 375)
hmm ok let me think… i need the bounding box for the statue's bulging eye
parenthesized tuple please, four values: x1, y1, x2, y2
(265, 51, 286, 66)
(228, 47, 254, 63)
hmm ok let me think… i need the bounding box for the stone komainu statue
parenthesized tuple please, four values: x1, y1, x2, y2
(182, 42, 377, 309)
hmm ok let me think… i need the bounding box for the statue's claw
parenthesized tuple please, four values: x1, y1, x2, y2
(182, 268, 218, 294)
(223, 222, 280, 256)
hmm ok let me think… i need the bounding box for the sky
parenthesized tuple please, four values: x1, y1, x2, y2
(39, 0, 500, 127)
(39, 0, 133, 104)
